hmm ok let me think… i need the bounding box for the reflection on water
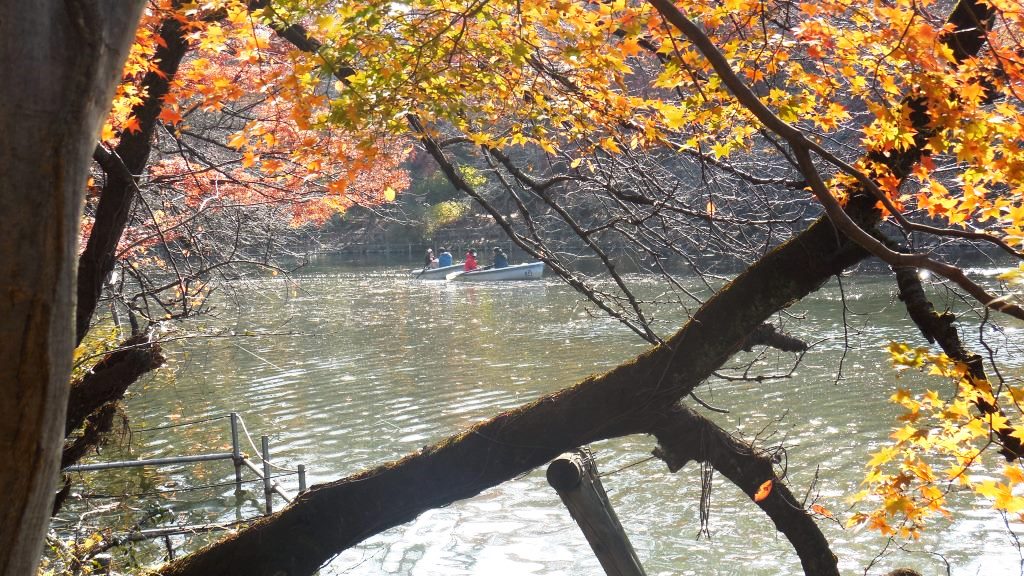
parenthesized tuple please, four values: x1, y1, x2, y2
(63, 265, 1024, 575)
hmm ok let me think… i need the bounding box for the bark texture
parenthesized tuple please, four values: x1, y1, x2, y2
(651, 405, 837, 576)
(62, 402, 119, 471)
(65, 333, 164, 437)
(0, 3, 144, 574)
(57, 333, 165, 476)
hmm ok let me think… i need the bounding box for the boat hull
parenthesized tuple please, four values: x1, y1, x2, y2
(410, 263, 463, 280)
(456, 262, 545, 281)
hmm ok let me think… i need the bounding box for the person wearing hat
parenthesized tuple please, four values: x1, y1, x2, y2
(464, 248, 478, 271)
(491, 246, 509, 269)
(425, 248, 438, 268)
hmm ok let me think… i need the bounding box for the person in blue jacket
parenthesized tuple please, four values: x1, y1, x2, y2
(437, 248, 453, 267)
(492, 247, 509, 268)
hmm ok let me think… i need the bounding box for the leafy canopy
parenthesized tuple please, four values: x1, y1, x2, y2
(269, 0, 1024, 246)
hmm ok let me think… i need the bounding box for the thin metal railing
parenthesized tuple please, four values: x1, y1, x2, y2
(62, 412, 307, 518)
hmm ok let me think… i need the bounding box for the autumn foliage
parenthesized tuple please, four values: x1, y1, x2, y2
(91, 0, 410, 255)
(286, 0, 1024, 247)
(78, 0, 1024, 562)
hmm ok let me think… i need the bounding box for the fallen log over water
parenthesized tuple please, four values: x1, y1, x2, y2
(159, 197, 870, 576)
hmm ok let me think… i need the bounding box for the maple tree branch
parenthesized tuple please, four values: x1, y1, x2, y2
(647, 0, 802, 142)
(65, 333, 164, 438)
(797, 149, 1024, 319)
(883, 241, 1023, 460)
(677, 3, 1013, 264)
(497, 169, 573, 193)
(651, 404, 838, 576)
(458, 141, 571, 192)
(410, 116, 662, 342)
(796, 149, 1024, 320)
(648, 0, 1024, 322)
(246, 0, 355, 77)
(485, 147, 661, 343)
(78, 12, 190, 345)
(798, 140, 1023, 260)
(670, 139, 807, 190)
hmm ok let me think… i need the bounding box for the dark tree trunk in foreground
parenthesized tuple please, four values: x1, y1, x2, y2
(0, 3, 144, 574)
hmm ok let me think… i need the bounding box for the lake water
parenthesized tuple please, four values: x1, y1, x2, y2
(61, 262, 1024, 575)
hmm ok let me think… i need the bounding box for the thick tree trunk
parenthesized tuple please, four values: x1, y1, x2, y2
(0, 3, 144, 574)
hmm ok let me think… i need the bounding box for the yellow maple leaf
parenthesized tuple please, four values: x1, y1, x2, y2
(867, 446, 899, 468)
(600, 136, 621, 154)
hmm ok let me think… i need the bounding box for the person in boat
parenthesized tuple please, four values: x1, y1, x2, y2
(491, 246, 509, 268)
(437, 247, 453, 267)
(464, 249, 478, 271)
(425, 248, 438, 269)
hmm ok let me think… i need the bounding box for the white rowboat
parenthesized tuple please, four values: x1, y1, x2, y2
(410, 263, 464, 280)
(455, 261, 544, 281)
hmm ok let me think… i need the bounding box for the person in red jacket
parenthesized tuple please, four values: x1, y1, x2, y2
(464, 249, 478, 271)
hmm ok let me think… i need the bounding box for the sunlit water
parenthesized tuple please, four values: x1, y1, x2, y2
(61, 263, 1024, 575)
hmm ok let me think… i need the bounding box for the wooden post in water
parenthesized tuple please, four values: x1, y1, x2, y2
(546, 451, 647, 576)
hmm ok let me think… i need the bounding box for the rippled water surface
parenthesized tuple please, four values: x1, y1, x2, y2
(67, 263, 1024, 575)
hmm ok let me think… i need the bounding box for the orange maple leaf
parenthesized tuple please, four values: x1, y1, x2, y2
(753, 479, 773, 502)
(123, 116, 141, 134)
(810, 503, 833, 518)
(157, 106, 183, 126)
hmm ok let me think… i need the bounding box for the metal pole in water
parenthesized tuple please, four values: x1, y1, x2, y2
(63, 452, 234, 472)
(230, 412, 242, 493)
(298, 464, 307, 493)
(261, 435, 273, 515)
